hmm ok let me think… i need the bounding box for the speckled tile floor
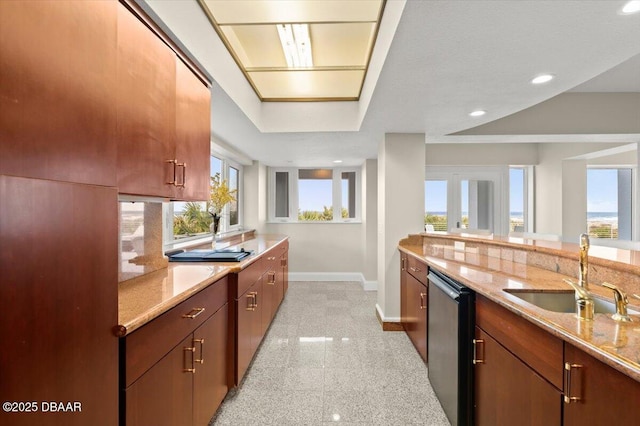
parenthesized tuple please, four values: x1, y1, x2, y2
(211, 281, 450, 425)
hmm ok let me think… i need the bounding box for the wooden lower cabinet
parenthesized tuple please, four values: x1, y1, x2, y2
(400, 253, 428, 362)
(234, 242, 289, 385)
(236, 278, 264, 384)
(194, 304, 229, 426)
(280, 249, 289, 296)
(563, 343, 640, 425)
(122, 278, 228, 426)
(474, 327, 562, 425)
(404, 273, 428, 362)
(125, 335, 194, 426)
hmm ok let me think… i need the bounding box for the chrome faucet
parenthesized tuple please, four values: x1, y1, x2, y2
(564, 233, 594, 320)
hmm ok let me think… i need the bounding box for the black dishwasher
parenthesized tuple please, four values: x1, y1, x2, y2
(427, 268, 474, 426)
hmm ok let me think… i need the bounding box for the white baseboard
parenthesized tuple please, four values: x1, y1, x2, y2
(363, 280, 378, 291)
(376, 303, 401, 323)
(288, 272, 377, 291)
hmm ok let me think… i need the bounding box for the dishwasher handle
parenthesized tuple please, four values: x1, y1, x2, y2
(428, 272, 460, 301)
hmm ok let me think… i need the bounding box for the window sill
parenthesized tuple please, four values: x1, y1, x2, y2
(266, 221, 362, 224)
(164, 229, 256, 253)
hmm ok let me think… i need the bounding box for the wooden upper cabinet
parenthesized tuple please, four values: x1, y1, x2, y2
(174, 58, 211, 201)
(116, 3, 176, 197)
(0, 0, 118, 186)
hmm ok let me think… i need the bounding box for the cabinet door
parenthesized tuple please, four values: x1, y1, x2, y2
(0, 1, 117, 186)
(281, 250, 289, 296)
(116, 4, 176, 197)
(400, 253, 408, 326)
(125, 335, 194, 426)
(474, 328, 561, 426)
(0, 176, 118, 426)
(174, 58, 211, 201)
(251, 278, 265, 352)
(276, 254, 286, 307)
(564, 343, 640, 425)
(193, 305, 228, 426)
(262, 271, 276, 330)
(404, 273, 427, 362)
(236, 287, 257, 384)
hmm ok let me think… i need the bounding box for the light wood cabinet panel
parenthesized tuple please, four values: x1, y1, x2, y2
(474, 327, 562, 426)
(116, 3, 176, 197)
(0, 0, 118, 186)
(0, 176, 118, 426)
(563, 343, 640, 425)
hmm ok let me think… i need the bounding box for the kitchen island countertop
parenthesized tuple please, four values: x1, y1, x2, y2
(399, 233, 640, 382)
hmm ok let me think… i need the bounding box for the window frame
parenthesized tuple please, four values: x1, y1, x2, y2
(268, 166, 361, 223)
(586, 165, 635, 241)
(163, 154, 243, 250)
(508, 166, 534, 233)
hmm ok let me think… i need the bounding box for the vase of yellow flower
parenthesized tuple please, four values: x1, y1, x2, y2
(208, 172, 236, 249)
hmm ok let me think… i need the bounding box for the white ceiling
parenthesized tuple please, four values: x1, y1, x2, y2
(141, 0, 640, 167)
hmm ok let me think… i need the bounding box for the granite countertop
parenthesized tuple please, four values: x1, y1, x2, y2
(399, 238, 640, 383)
(116, 234, 288, 336)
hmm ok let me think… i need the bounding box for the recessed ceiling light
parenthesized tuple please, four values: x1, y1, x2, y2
(333, 160, 343, 164)
(621, 1, 640, 14)
(531, 74, 554, 84)
(469, 110, 486, 117)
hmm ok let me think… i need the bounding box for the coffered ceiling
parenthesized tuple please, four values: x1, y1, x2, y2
(140, 0, 640, 167)
(197, 0, 385, 101)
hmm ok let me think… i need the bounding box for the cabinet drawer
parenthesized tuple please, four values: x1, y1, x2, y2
(235, 257, 264, 299)
(476, 295, 563, 389)
(124, 276, 228, 387)
(406, 255, 428, 286)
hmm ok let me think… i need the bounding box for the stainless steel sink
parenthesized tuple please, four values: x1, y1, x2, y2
(505, 290, 639, 315)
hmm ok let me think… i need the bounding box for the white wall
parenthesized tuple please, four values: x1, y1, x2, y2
(362, 159, 378, 285)
(377, 133, 425, 322)
(264, 223, 365, 276)
(243, 161, 267, 234)
(425, 143, 538, 165)
(243, 161, 373, 283)
(561, 159, 587, 242)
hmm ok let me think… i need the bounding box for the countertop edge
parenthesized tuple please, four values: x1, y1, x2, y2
(115, 268, 231, 336)
(116, 234, 289, 337)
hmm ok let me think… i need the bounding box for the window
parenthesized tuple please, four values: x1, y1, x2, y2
(425, 180, 448, 231)
(229, 165, 239, 226)
(587, 167, 633, 240)
(509, 167, 526, 232)
(269, 167, 360, 222)
(164, 155, 243, 247)
(425, 166, 509, 235)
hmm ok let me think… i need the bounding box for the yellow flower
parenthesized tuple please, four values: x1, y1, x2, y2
(208, 172, 237, 216)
